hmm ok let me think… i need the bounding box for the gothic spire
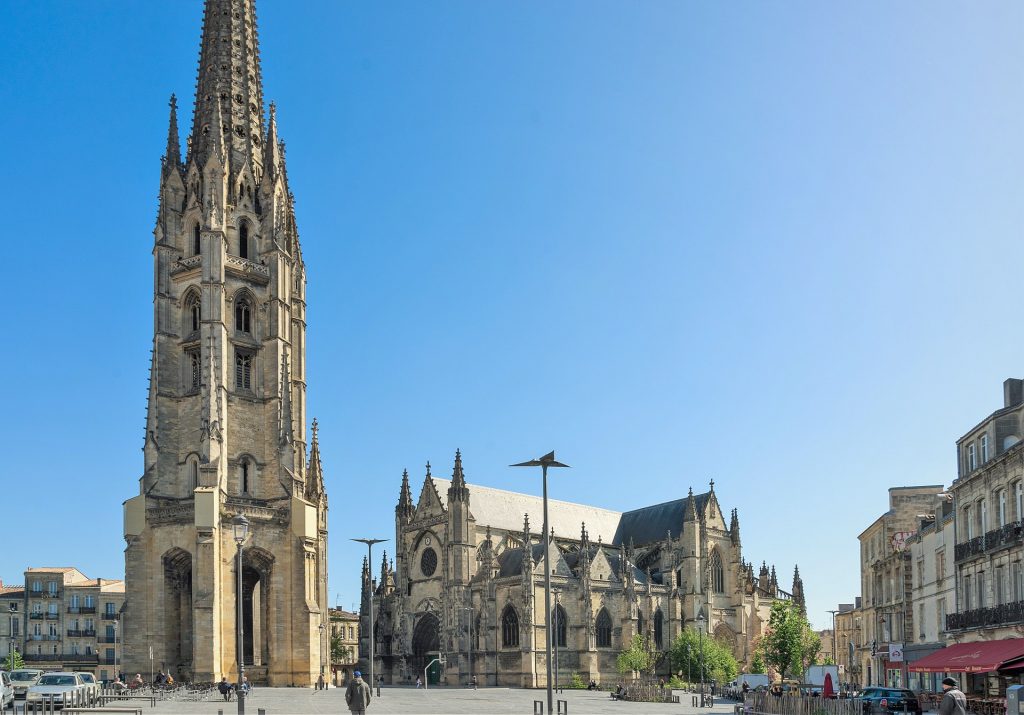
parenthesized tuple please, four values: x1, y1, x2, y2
(397, 468, 414, 518)
(189, 0, 265, 170)
(263, 101, 283, 179)
(304, 417, 324, 501)
(730, 508, 740, 545)
(448, 448, 469, 503)
(686, 486, 698, 521)
(522, 513, 531, 547)
(164, 94, 181, 171)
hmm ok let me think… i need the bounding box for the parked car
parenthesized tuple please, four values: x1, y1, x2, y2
(26, 672, 85, 709)
(0, 671, 13, 709)
(74, 672, 99, 704)
(9, 669, 42, 700)
(859, 687, 923, 715)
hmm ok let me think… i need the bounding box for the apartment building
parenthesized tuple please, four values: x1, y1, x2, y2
(329, 608, 360, 683)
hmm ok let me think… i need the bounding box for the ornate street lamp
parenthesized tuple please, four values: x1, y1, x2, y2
(352, 538, 387, 693)
(511, 451, 570, 715)
(233, 514, 249, 715)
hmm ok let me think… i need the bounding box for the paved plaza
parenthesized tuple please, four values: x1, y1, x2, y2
(84, 687, 739, 715)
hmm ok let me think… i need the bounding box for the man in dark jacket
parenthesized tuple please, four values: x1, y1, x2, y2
(345, 671, 372, 715)
(938, 677, 967, 715)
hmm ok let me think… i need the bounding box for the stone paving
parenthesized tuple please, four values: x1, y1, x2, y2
(104, 686, 740, 715)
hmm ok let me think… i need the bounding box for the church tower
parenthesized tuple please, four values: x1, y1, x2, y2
(122, 0, 328, 686)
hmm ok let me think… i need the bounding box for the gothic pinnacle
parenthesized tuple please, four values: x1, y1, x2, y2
(164, 94, 181, 169)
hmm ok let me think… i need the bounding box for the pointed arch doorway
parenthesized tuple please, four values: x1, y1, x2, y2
(411, 612, 441, 684)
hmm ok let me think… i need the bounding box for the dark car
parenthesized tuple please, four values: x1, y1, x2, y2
(859, 687, 923, 714)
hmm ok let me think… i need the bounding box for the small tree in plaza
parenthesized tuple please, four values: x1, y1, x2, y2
(617, 634, 655, 676)
(757, 600, 817, 682)
(670, 628, 739, 685)
(6, 649, 24, 671)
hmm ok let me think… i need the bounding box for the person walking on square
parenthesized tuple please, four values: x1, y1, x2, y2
(938, 677, 967, 715)
(345, 670, 371, 715)
(316, 673, 325, 691)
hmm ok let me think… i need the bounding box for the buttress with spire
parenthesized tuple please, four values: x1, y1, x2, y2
(123, 0, 328, 686)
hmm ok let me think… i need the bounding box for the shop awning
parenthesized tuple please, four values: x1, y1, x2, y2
(908, 639, 1024, 673)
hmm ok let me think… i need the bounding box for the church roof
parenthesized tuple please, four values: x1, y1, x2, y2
(432, 478, 710, 547)
(432, 478, 622, 544)
(613, 493, 709, 545)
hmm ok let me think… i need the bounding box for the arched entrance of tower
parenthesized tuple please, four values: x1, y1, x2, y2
(162, 548, 193, 679)
(241, 547, 274, 681)
(411, 612, 440, 683)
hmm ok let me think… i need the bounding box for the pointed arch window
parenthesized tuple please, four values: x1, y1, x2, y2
(595, 608, 612, 648)
(193, 223, 201, 256)
(239, 222, 249, 259)
(240, 459, 250, 495)
(710, 550, 725, 594)
(235, 350, 253, 390)
(187, 350, 201, 391)
(189, 459, 199, 491)
(653, 609, 664, 649)
(553, 604, 567, 648)
(501, 605, 519, 648)
(235, 297, 252, 334)
(185, 293, 201, 336)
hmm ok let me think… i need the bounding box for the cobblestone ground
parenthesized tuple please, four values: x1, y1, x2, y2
(65, 686, 740, 715)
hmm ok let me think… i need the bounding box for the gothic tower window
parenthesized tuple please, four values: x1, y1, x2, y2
(637, 609, 645, 638)
(235, 298, 252, 334)
(595, 608, 612, 648)
(501, 605, 519, 648)
(553, 604, 567, 648)
(189, 458, 199, 491)
(235, 351, 253, 390)
(239, 222, 249, 259)
(240, 459, 250, 494)
(193, 223, 201, 256)
(186, 350, 201, 391)
(710, 550, 725, 594)
(184, 292, 201, 336)
(653, 609, 664, 649)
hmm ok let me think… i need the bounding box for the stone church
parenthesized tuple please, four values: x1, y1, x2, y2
(363, 452, 804, 686)
(121, 0, 329, 686)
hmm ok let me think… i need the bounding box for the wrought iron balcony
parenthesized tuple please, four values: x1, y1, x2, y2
(100, 656, 117, 665)
(947, 600, 1024, 630)
(67, 606, 96, 614)
(97, 636, 116, 644)
(956, 521, 1024, 562)
(63, 653, 98, 663)
(100, 612, 118, 620)
(29, 613, 43, 620)
(67, 630, 96, 638)
(24, 654, 64, 662)
(44, 613, 59, 620)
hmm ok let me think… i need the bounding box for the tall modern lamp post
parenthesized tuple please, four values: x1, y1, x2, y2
(827, 610, 839, 667)
(511, 451, 570, 715)
(352, 538, 387, 692)
(697, 607, 706, 706)
(319, 622, 327, 684)
(233, 514, 250, 715)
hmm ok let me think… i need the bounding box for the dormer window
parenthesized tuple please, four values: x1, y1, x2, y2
(981, 434, 990, 463)
(967, 443, 977, 472)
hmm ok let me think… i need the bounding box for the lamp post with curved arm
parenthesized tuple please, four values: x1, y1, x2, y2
(233, 514, 250, 715)
(352, 538, 387, 693)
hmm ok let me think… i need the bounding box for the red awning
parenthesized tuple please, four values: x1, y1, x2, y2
(908, 639, 1024, 673)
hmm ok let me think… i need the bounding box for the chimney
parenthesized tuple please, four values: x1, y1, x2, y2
(1004, 378, 1023, 408)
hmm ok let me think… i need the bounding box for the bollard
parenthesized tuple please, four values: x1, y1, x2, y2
(557, 699, 568, 714)
(534, 699, 544, 714)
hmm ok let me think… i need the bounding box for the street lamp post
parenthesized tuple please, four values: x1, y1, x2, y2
(233, 514, 250, 715)
(827, 610, 839, 667)
(319, 622, 327, 687)
(552, 589, 560, 693)
(352, 538, 387, 694)
(511, 451, 570, 715)
(697, 607, 706, 706)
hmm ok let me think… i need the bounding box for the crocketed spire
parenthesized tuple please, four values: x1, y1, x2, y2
(448, 448, 469, 503)
(164, 94, 181, 172)
(397, 468, 414, 518)
(189, 0, 266, 169)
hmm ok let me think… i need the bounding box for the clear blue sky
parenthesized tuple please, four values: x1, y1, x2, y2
(1, 1, 1022, 630)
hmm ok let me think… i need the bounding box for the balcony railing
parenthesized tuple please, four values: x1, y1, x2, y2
(947, 600, 1024, 630)
(63, 653, 98, 663)
(68, 606, 97, 614)
(101, 612, 118, 620)
(100, 657, 117, 665)
(67, 630, 96, 638)
(44, 613, 59, 620)
(97, 636, 116, 644)
(29, 613, 43, 620)
(956, 521, 1024, 561)
(24, 654, 65, 662)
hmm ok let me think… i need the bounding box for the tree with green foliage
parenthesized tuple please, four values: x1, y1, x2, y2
(758, 601, 817, 682)
(617, 634, 655, 675)
(5, 649, 24, 671)
(749, 648, 766, 674)
(330, 630, 346, 664)
(670, 628, 739, 685)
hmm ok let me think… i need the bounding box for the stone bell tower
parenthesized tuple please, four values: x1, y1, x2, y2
(122, 0, 329, 686)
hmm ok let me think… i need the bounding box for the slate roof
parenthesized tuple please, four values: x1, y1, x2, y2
(497, 543, 657, 582)
(430, 478, 711, 549)
(613, 493, 709, 545)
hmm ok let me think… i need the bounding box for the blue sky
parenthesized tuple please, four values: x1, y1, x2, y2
(1, 1, 1022, 630)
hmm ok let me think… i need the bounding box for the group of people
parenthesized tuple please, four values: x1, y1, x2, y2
(217, 675, 250, 701)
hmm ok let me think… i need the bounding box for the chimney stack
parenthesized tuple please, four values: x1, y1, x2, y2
(1004, 378, 1023, 408)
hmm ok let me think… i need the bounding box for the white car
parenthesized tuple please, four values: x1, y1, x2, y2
(26, 672, 85, 708)
(9, 669, 41, 700)
(74, 672, 99, 704)
(0, 671, 13, 709)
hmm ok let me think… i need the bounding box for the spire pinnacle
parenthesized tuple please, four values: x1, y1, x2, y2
(305, 417, 324, 501)
(164, 94, 181, 169)
(189, 0, 265, 169)
(397, 468, 414, 518)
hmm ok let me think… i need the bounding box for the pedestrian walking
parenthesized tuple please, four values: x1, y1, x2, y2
(345, 670, 372, 715)
(938, 677, 967, 715)
(316, 673, 325, 691)
(415, 676, 422, 689)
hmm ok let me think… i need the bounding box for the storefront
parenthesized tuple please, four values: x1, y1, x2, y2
(908, 638, 1024, 697)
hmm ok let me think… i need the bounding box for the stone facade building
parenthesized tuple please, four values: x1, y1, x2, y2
(363, 453, 801, 686)
(329, 608, 360, 683)
(944, 379, 1024, 685)
(833, 601, 859, 686)
(855, 485, 945, 688)
(4, 568, 124, 682)
(121, 0, 328, 686)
